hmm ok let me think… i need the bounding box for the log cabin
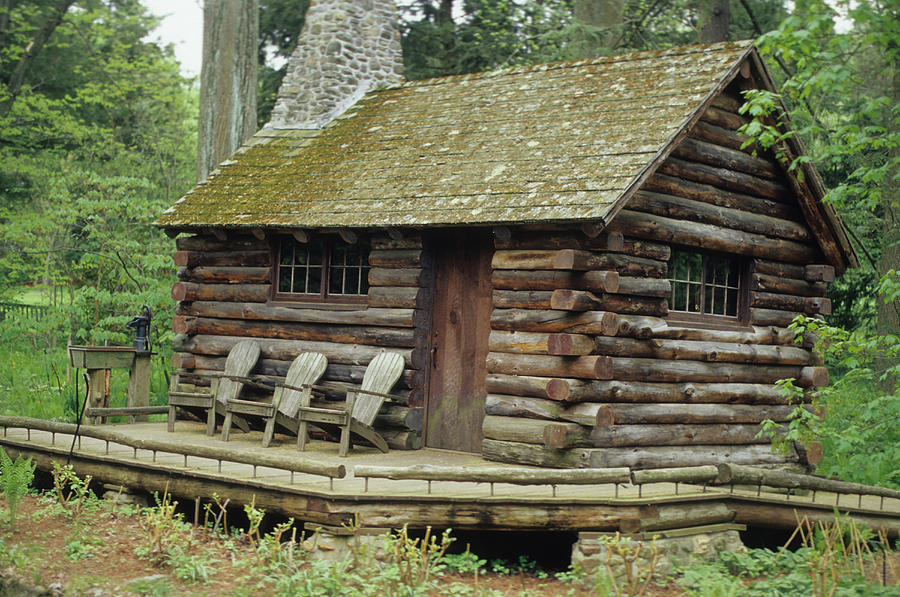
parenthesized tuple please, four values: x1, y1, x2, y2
(156, 0, 857, 471)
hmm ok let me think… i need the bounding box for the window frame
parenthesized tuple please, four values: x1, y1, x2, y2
(666, 248, 751, 328)
(271, 235, 370, 306)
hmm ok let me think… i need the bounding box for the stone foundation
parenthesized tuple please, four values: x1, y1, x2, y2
(572, 523, 747, 579)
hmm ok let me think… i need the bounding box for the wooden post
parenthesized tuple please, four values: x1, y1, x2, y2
(127, 353, 152, 422)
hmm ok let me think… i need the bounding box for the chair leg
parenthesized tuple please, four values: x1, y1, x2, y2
(221, 411, 233, 441)
(167, 405, 176, 432)
(206, 406, 216, 436)
(297, 419, 309, 451)
(262, 416, 276, 448)
(338, 424, 351, 457)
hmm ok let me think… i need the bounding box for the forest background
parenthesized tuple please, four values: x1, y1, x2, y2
(0, 0, 896, 488)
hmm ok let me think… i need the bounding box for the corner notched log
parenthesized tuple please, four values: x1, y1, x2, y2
(171, 282, 269, 303)
(486, 353, 613, 380)
(490, 309, 618, 335)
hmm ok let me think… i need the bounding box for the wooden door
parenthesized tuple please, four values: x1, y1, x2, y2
(425, 229, 493, 452)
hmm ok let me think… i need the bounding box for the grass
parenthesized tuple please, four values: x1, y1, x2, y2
(7, 285, 55, 307)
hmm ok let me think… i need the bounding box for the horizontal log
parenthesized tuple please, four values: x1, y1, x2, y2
(589, 444, 798, 469)
(486, 353, 613, 380)
(83, 406, 170, 417)
(658, 156, 789, 200)
(613, 210, 818, 263)
(370, 234, 422, 250)
(179, 334, 411, 367)
(490, 270, 620, 293)
(374, 406, 424, 431)
(171, 282, 269, 303)
(590, 336, 814, 365)
(494, 290, 553, 309)
(367, 249, 422, 268)
(485, 394, 607, 426)
(173, 250, 270, 268)
(484, 440, 798, 469)
(176, 301, 414, 328)
(592, 403, 801, 426)
(615, 315, 668, 339)
(614, 277, 671, 298)
(710, 92, 744, 113)
(629, 190, 811, 242)
(491, 309, 618, 335)
(752, 259, 805, 279)
(482, 414, 586, 447)
(751, 292, 831, 316)
(172, 316, 415, 348)
(485, 374, 570, 401)
(593, 425, 780, 447)
(609, 357, 805, 385)
(804, 264, 835, 282)
(493, 231, 623, 252)
(630, 465, 720, 485)
(749, 307, 809, 328)
(672, 136, 780, 179)
(688, 119, 753, 153)
(368, 286, 423, 308)
(620, 502, 736, 533)
(488, 331, 594, 356)
(653, 325, 798, 345)
(714, 464, 900, 499)
(177, 266, 271, 284)
(751, 273, 826, 298)
(641, 173, 798, 221)
(481, 438, 591, 468)
(619, 238, 671, 261)
(493, 250, 666, 277)
(368, 268, 422, 287)
(700, 105, 749, 131)
(175, 235, 266, 252)
(556, 380, 798, 404)
(551, 289, 669, 316)
(353, 461, 631, 485)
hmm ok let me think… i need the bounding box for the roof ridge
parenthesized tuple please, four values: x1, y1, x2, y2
(375, 39, 755, 93)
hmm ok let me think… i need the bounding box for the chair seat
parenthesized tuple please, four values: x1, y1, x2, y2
(298, 405, 349, 427)
(226, 398, 275, 418)
(168, 392, 214, 409)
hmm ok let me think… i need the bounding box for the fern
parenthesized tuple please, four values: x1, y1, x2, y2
(0, 447, 36, 529)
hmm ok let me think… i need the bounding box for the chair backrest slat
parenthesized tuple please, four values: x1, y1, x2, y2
(276, 352, 327, 418)
(351, 352, 404, 425)
(215, 340, 261, 405)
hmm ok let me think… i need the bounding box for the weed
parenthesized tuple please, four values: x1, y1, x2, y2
(598, 532, 661, 597)
(677, 563, 745, 597)
(126, 577, 173, 597)
(165, 544, 216, 583)
(64, 539, 96, 561)
(136, 487, 185, 561)
(388, 524, 455, 588)
(441, 549, 487, 575)
(0, 447, 35, 529)
(51, 462, 97, 520)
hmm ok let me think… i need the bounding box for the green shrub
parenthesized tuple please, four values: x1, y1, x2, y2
(0, 447, 36, 529)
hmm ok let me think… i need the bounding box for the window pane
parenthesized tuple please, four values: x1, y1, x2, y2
(329, 263, 343, 294)
(280, 241, 293, 266)
(278, 270, 291, 292)
(668, 250, 741, 318)
(307, 265, 321, 294)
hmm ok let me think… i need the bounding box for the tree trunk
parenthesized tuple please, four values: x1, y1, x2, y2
(197, 0, 259, 182)
(698, 0, 730, 43)
(0, 0, 74, 117)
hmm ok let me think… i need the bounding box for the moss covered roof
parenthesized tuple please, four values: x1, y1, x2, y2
(157, 40, 755, 230)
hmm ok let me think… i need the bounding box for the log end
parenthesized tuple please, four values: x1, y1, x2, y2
(804, 264, 835, 283)
(546, 378, 572, 401)
(552, 249, 577, 270)
(171, 282, 188, 301)
(593, 356, 614, 380)
(599, 311, 619, 336)
(543, 424, 572, 449)
(799, 366, 829, 388)
(171, 352, 196, 370)
(173, 251, 190, 267)
(171, 316, 194, 335)
(547, 333, 593, 356)
(594, 405, 615, 427)
(550, 289, 575, 310)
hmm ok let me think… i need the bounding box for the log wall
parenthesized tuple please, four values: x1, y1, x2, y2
(171, 232, 427, 449)
(480, 82, 833, 471)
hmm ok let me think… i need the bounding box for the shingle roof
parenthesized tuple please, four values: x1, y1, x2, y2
(157, 40, 755, 230)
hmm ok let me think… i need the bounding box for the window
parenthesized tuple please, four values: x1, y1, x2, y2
(275, 236, 369, 302)
(668, 250, 744, 320)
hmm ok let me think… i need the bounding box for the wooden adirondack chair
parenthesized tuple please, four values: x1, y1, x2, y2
(297, 351, 404, 457)
(221, 351, 327, 447)
(167, 340, 261, 436)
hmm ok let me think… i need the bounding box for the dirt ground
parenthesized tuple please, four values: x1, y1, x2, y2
(1, 495, 898, 596)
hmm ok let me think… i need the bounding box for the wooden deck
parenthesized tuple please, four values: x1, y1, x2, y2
(2, 418, 898, 536)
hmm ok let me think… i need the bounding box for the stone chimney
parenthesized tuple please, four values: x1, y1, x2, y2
(267, 0, 405, 129)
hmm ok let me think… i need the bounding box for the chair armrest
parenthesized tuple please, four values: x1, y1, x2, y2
(228, 375, 275, 391)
